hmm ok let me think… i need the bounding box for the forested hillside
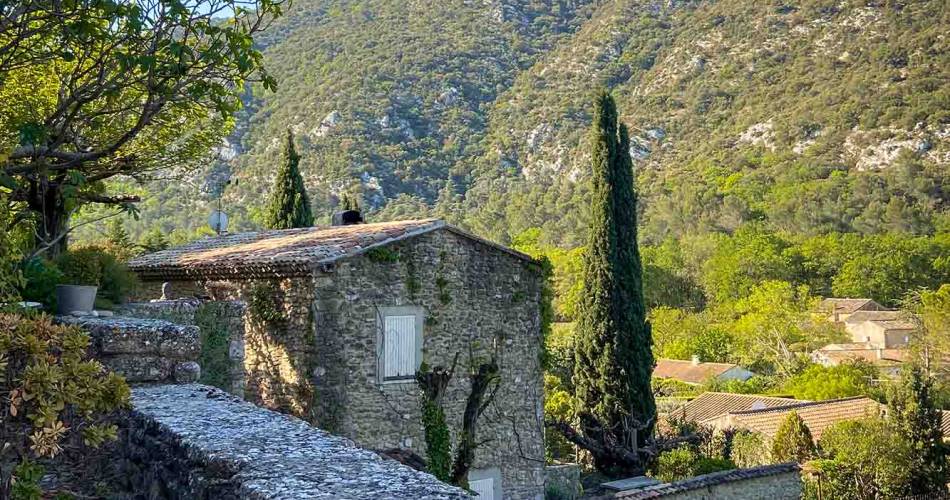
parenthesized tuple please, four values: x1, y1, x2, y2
(105, 0, 948, 248)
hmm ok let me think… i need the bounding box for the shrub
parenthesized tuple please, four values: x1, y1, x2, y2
(655, 445, 735, 483)
(731, 430, 769, 468)
(771, 411, 816, 463)
(53, 247, 138, 307)
(0, 313, 131, 497)
(817, 418, 914, 498)
(20, 258, 63, 308)
(54, 248, 103, 286)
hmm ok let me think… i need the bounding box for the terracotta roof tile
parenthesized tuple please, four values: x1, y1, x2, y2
(819, 298, 879, 314)
(670, 392, 804, 423)
(814, 345, 910, 365)
(725, 397, 882, 440)
(844, 310, 903, 323)
(615, 463, 801, 499)
(128, 219, 535, 280)
(653, 359, 747, 385)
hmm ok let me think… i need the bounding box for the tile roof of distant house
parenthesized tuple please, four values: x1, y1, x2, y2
(819, 298, 881, 314)
(670, 392, 804, 423)
(128, 219, 535, 280)
(723, 396, 881, 440)
(814, 344, 910, 365)
(844, 310, 904, 323)
(653, 359, 748, 385)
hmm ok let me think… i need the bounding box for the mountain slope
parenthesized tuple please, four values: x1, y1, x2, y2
(108, 0, 948, 247)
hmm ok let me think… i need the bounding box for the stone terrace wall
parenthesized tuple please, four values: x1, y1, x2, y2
(614, 464, 802, 499)
(57, 315, 201, 384)
(117, 300, 246, 395)
(116, 384, 469, 499)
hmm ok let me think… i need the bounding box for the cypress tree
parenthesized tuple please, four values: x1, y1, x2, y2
(771, 411, 815, 463)
(572, 91, 655, 477)
(887, 364, 947, 494)
(264, 130, 314, 229)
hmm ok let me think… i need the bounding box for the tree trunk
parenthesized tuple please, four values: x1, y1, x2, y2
(26, 178, 68, 257)
(450, 359, 499, 488)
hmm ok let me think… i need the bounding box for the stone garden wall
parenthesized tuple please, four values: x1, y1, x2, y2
(117, 300, 246, 395)
(614, 463, 802, 499)
(116, 384, 470, 499)
(57, 315, 201, 384)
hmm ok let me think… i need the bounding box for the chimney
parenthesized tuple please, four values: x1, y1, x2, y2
(691, 355, 700, 366)
(331, 210, 364, 226)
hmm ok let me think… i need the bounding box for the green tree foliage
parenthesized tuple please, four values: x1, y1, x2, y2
(0, 0, 283, 255)
(730, 430, 769, 468)
(263, 131, 314, 229)
(886, 365, 948, 494)
(0, 313, 131, 497)
(771, 411, 816, 463)
(570, 92, 654, 477)
(816, 419, 914, 499)
(105, 219, 133, 252)
(139, 228, 170, 254)
(654, 445, 734, 483)
(782, 361, 879, 401)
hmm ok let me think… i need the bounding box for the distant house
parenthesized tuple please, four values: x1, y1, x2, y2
(811, 342, 909, 376)
(654, 357, 756, 386)
(704, 396, 882, 441)
(819, 298, 886, 323)
(844, 310, 916, 348)
(668, 392, 804, 423)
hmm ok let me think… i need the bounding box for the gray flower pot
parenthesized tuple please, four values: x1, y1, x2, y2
(56, 284, 98, 314)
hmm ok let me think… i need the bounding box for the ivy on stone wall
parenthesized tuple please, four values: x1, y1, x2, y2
(249, 283, 283, 324)
(366, 247, 401, 263)
(194, 303, 232, 391)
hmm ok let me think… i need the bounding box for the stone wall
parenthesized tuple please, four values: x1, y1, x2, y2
(57, 315, 201, 384)
(312, 229, 546, 499)
(117, 300, 246, 395)
(114, 384, 470, 499)
(614, 464, 802, 499)
(545, 464, 583, 499)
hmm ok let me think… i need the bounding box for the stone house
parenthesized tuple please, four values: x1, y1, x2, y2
(128, 218, 545, 499)
(811, 342, 909, 377)
(818, 297, 886, 323)
(843, 310, 916, 348)
(653, 357, 756, 386)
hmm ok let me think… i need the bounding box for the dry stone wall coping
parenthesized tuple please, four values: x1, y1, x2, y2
(130, 384, 471, 499)
(614, 463, 801, 499)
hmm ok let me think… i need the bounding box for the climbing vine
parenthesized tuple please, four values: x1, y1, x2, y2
(194, 302, 233, 391)
(248, 283, 282, 323)
(366, 247, 400, 263)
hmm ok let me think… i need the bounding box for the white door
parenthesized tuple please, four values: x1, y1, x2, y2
(469, 477, 494, 500)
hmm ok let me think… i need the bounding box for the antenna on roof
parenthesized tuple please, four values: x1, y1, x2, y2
(209, 178, 231, 235)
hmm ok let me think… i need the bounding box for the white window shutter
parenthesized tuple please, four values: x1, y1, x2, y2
(469, 478, 494, 500)
(384, 315, 416, 379)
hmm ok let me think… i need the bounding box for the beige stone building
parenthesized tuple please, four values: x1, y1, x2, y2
(128, 218, 545, 499)
(818, 298, 886, 323)
(843, 310, 916, 348)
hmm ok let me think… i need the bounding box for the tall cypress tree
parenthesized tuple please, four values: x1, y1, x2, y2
(572, 91, 655, 477)
(264, 130, 314, 229)
(887, 364, 947, 494)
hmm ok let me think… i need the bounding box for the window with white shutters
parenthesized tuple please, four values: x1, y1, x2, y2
(383, 314, 417, 380)
(469, 478, 494, 500)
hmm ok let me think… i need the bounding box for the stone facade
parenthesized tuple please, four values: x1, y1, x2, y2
(545, 464, 583, 499)
(57, 315, 201, 384)
(115, 384, 470, 499)
(131, 227, 547, 499)
(613, 464, 802, 499)
(117, 300, 247, 395)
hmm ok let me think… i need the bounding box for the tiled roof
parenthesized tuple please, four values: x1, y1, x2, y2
(844, 310, 903, 323)
(670, 392, 804, 423)
(615, 463, 801, 499)
(725, 396, 882, 440)
(819, 298, 879, 314)
(653, 359, 747, 385)
(814, 345, 910, 365)
(128, 219, 535, 280)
